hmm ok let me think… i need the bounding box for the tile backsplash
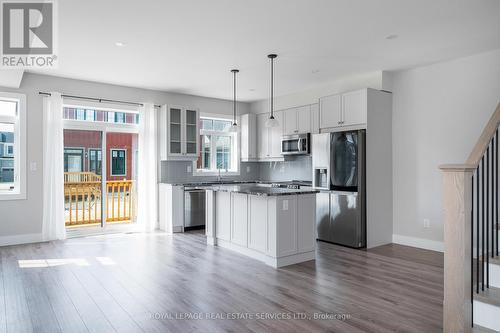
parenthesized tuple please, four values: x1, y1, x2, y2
(160, 156, 312, 184)
(258, 156, 312, 182)
(160, 161, 260, 183)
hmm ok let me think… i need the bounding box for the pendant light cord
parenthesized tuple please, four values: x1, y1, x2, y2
(270, 56, 274, 119)
(267, 54, 277, 120)
(231, 69, 239, 126)
(233, 70, 237, 124)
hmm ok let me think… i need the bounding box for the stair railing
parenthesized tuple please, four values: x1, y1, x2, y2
(440, 102, 500, 333)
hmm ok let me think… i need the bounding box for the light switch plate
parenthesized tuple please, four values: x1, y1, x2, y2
(282, 200, 288, 210)
(30, 162, 37, 171)
(187, 165, 192, 173)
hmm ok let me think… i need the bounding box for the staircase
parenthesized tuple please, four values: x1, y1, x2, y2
(441, 103, 500, 333)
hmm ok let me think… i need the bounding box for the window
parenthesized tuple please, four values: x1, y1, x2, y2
(111, 149, 126, 176)
(195, 116, 238, 174)
(63, 107, 139, 125)
(88, 149, 102, 175)
(64, 148, 84, 172)
(0, 93, 26, 199)
(6, 144, 14, 156)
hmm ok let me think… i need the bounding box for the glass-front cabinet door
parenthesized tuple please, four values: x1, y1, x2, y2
(185, 108, 198, 156)
(168, 107, 182, 156)
(165, 106, 199, 159)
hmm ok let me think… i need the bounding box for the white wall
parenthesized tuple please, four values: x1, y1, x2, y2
(249, 71, 383, 113)
(392, 48, 500, 248)
(0, 73, 250, 243)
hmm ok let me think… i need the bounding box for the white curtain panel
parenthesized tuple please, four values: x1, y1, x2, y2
(138, 103, 158, 232)
(42, 92, 66, 241)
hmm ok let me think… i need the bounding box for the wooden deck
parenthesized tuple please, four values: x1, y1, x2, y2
(0, 231, 443, 333)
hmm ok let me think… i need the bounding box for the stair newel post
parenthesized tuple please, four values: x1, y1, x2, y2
(441, 164, 475, 333)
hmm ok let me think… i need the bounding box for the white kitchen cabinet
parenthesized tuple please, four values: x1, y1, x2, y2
(256, 113, 269, 159)
(319, 94, 342, 129)
(342, 89, 367, 127)
(269, 110, 284, 158)
(240, 113, 257, 161)
(256, 111, 283, 160)
(206, 190, 316, 268)
(159, 105, 199, 160)
(248, 196, 268, 254)
(231, 193, 248, 247)
(275, 196, 298, 257)
(283, 105, 311, 135)
(310, 103, 319, 134)
(319, 89, 368, 130)
(158, 184, 184, 234)
(215, 191, 231, 241)
(297, 106, 311, 134)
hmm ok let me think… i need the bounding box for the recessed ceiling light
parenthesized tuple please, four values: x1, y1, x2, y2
(249, 89, 255, 92)
(385, 34, 398, 40)
(312, 69, 320, 74)
(115, 41, 125, 47)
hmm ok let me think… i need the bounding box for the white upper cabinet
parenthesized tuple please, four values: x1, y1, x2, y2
(319, 89, 368, 130)
(283, 105, 311, 135)
(270, 111, 284, 158)
(283, 108, 298, 135)
(159, 105, 200, 160)
(319, 94, 342, 129)
(342, 89, 367, 127)
(297, 106, 311, 133)
(256, 113, 270, 159)
(310, 103, 319, 134)
(240, 113, 257, 161)
(256, 111, 283, 160)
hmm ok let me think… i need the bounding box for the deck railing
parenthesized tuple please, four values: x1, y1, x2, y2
(64, 172, 101, 183)
(64, 172, 134, 227)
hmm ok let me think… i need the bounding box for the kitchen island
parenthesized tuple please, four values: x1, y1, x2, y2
(205, 184, 319, 268)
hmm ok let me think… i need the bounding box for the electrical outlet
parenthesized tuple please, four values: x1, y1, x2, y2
(423, 218, 430, 228)
(246, 166, 251, 173)
(186, 165, 192, 173)
(30, 162, 37, 171)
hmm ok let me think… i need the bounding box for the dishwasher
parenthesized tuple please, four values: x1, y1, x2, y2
(184, 188, 206, 229)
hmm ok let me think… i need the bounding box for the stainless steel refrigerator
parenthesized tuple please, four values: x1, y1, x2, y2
(312, 130, 366, 248)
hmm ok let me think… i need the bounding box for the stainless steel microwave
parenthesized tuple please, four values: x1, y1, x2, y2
(281, 133, 310, 155)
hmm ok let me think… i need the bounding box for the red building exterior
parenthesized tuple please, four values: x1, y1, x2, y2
(63, 130, 137, 181)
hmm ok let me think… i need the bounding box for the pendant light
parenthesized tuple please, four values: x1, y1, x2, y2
(229, 69, 239, 132)
(265, 54, 279, 128)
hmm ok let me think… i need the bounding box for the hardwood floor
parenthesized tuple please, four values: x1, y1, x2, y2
(0, 231, 443, 333)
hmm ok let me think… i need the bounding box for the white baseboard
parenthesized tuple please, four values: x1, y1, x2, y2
(392, 234, 444, 252)
(0, 233, 43, 247)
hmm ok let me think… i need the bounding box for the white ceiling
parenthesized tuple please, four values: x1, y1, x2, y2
(29, 0, 500, 102)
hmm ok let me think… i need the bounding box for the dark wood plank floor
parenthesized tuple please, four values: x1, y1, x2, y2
(0, 231, 443, 333)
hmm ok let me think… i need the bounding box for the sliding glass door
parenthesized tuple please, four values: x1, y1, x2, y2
(63, 106, 139, 232)
(64, 129, 103, 228)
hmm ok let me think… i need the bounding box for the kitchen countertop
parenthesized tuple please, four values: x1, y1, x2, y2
(207, 184, 319, 196)
(163, 180, 313, 187)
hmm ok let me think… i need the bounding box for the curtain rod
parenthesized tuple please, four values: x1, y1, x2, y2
(38, 92, 161, 108)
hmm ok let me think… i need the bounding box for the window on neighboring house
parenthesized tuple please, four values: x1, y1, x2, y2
(0, 93, 26, 199)
(195, 116, 238, 174)
(88, 149, 102, 175)
(114, 112, 125, 123)
(63, 107, 139, 125)
(111, 149, 126, 176)
(64, 148, 84, 172)
(76, 108, 86, 120)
